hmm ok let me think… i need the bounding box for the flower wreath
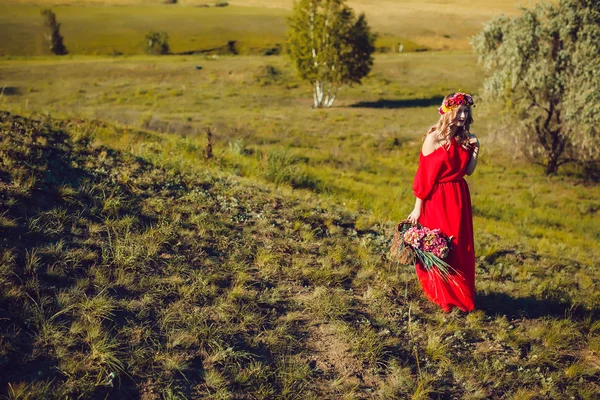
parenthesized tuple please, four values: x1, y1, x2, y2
(438, 92, 475, 115)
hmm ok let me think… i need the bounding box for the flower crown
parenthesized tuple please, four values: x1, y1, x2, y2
(438, 92, 475, 115)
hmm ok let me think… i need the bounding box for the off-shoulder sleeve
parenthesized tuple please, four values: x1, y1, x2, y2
(412, 153, 444, 200)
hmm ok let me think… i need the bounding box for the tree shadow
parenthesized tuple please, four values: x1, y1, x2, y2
(477, 291, 599, 321)
(171, 40, 238, 56)
(349, 96, 444, 109)
(1, 86, 20, 96)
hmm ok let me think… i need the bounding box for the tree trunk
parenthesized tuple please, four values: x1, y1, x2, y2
(313, 81, 326, 108)
(325, 85, 339, 108)
(535, 100, 567, 175)
(545, 155, 559, 175)
(545, 131, 568, 175)
(313, 81, 340, 108)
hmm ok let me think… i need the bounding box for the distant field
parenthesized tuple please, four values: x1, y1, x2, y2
(0, 0, 543, 56)
(0, 52, 483, 134)
(0, 5, 289, 56)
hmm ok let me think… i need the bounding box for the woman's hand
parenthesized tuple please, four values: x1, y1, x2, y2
(468, 134, 480, 152)
(407, 207, 421, 224)
(465, 134, 480, 175)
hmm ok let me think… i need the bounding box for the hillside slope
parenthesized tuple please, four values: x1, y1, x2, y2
(0, 112, 598, 399)
(0, 111, 397, 398)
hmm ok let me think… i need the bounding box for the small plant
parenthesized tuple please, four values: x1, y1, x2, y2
(256, 64, 281, 86)
(145, 31, 170, 55)
(226, 40, 238, 55)
(110, 48, 124, 57)
(41, 9, 68, 55)
(227, 139, 247, 156)
(205, 127, 213, 160)
(263, 44, 282, 56)
(303, 286, 353, 321)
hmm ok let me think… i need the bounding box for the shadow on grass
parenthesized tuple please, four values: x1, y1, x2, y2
(0, 112, 163, 398)
(349, 96, 444, 109)
(0, 112, 317, 398)
(477, 291, 599, 321)
(1, 86, 20, 96)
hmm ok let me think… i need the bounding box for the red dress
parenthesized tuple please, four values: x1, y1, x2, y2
(412, 136, 475, 312)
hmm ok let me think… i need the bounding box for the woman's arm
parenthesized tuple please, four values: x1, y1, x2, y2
(465, 134, 480, 176)
(408, 132, 440, 223)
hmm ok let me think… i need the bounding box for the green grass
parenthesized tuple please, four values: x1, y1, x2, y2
(0, 0, 547, 56)
(1, 47, 599, 398)
(0, 3, 421, 57)
(1, 113, 598, 399)
(0, 4, 289, 56)
(2, 52, 598, 268)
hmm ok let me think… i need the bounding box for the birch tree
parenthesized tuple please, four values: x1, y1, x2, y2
(287, 0, 376, 108)
(473, 0, 600, 175)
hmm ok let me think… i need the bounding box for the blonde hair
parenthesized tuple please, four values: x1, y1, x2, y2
(424, 94, 473, 147)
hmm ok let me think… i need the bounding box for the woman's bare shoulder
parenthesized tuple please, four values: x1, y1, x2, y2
(421, 130, 440, 156)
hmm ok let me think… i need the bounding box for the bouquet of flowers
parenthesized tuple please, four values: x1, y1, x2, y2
(390, 220, 457, 281)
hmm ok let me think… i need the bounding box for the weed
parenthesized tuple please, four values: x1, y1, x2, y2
(302, 287, 353, 321)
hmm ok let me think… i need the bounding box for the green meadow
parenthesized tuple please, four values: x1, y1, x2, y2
(0, 5, 289, 56)
(1, 0, 599, 398)
(0, 0, 544, 56)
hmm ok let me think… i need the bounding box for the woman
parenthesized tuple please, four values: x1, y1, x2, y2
(407, 92, 480, 312)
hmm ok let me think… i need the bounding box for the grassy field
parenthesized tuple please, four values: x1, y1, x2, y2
(0, 0, 545, 56)
(1, 52, 599, 262)
(0, 5, 290, 56)
(1, 49, 599, 398)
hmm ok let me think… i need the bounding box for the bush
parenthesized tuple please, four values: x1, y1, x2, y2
(263, 44, 282, 56)
(255, 64, 281, 86)
(222, 40, 238, 55)
(145, 31, 170, 55)
(258, 150, 323, 191)
(41, 9, 68, 55)
(473, 0, 600, 174)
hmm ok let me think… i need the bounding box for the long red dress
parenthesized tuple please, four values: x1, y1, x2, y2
(412, 136, 475, 312)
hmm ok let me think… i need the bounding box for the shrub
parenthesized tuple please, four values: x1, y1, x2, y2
(255, 64, 281, 86)
(41, 9, 68, 55)
(145, 31, 170, 55)
(473, 0, 600, 174)
(263, 44, 282, 56)
(225, 40, 237, 55)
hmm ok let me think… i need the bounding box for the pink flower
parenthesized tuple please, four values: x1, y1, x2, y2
(403, 225, 452, 259)
(403, 226, 426, 247)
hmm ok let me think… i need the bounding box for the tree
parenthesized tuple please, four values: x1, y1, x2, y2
(472, 0, 600, 175)
(41, 9, 68, 55)
(287, 0, 376, 108)
(145, 31, 170, 55)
